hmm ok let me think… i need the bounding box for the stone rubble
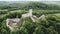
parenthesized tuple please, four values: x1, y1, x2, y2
(6, 9, 46, 30)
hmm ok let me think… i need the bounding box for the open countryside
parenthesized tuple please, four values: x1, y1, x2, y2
(0, 1, 60, 34)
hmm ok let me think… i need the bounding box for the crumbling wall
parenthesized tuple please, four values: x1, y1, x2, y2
(6, 9, 46, 31)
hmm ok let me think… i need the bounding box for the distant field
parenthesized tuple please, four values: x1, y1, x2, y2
(1, 9, 60, 17)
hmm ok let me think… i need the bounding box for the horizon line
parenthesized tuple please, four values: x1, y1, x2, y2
(0, 0, 60, 1)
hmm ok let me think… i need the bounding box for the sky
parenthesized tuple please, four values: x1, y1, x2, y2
(0, 0, 60, 1)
